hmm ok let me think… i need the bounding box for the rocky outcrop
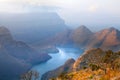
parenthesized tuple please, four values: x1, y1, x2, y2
(73, 48, 106, 71)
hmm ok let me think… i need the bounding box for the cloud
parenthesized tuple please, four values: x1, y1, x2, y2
(0, 0, 120, 29)
(0, 0, 28, 13)
(88, 5, 98, 12)
(26, 5, 61, 12)
(0, 0, 61, 13)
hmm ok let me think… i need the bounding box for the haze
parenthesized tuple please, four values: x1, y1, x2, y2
(0, 0, 120, 30)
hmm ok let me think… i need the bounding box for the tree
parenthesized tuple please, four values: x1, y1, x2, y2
(20, 70, 39, 80)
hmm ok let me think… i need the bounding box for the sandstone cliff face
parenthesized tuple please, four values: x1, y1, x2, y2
(86, 27, 120, 51)
(100, 28, 120, 50)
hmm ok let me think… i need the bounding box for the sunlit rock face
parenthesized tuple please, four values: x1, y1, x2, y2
(86, 27, 120, 51)
(73, 48, 105, 71)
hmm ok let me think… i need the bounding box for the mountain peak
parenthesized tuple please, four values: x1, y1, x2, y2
(78, 25, 89, 30)
(98, 27, 118, 35)
(0, 26, 10, 34)
(0, 26, 13, 42)
(108, 27, 117, 31)
(70, 25, 93, 47)
(75, 25, 92, 34)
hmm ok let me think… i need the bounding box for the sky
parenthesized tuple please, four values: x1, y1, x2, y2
(0, 0, 120, 30)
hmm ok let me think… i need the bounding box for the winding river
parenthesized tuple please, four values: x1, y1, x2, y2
(32, 47, 83, 79)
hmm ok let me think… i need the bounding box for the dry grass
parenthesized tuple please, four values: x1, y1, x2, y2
(57, 69, 120, 80)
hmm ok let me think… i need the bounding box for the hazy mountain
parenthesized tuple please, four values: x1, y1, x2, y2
(70, 25, 93, 47)
(0, 26, 51, 80)
(0, 48, 30, 80)
(0, 12, 68, 44)
(35, 29, 73, 47)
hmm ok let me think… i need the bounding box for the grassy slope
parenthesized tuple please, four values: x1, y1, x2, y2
(52, 49, 120, 80)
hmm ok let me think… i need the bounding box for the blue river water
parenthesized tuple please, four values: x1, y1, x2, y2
(32, 47, 83, 79)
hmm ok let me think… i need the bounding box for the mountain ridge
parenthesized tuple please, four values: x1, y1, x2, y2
(39, 26, 120, 51)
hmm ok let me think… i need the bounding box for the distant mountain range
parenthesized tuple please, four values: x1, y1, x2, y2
(40, 25, 120, 51)
(0, 27, 51, 80)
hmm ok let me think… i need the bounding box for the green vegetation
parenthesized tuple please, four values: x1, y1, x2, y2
(89, 63, 100, 71)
